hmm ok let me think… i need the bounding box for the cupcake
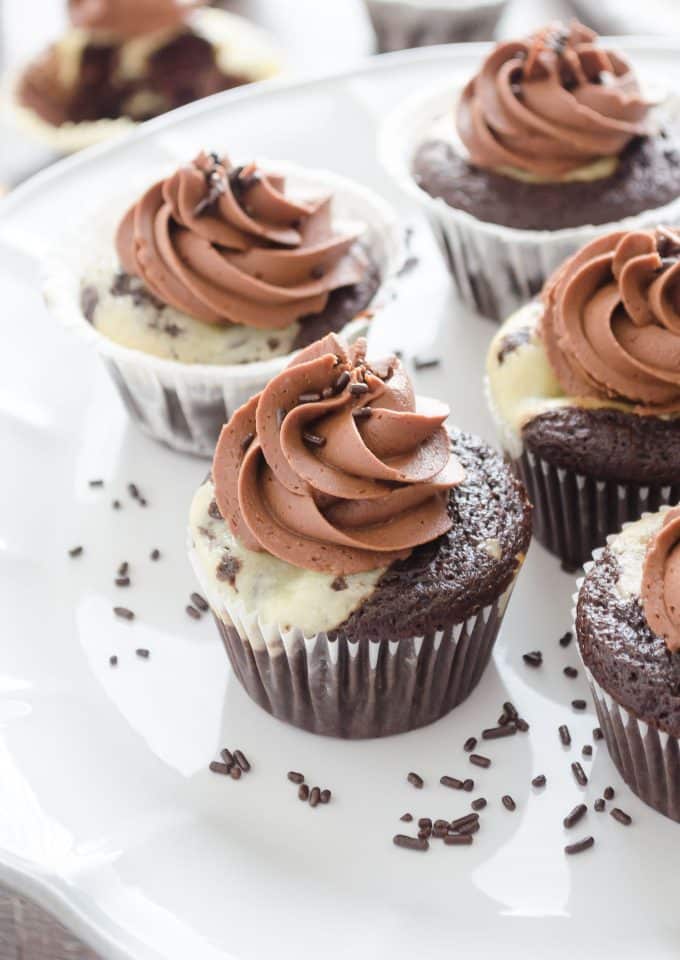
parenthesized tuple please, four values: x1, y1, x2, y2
(189, 333, 532, 738)
(44, 151, 401, 456)
(11, 0, 280, 153)
(576, 505, 680, 820)
(486, 226, 680, 569)
(379, 21, 680, 320)
(364, 0, 507, 54)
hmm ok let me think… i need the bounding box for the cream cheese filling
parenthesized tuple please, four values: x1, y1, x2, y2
(189, 480, 385, 636)
(608, 507, 672, 601)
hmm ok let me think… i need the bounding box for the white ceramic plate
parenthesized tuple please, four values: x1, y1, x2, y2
(1, 41, 680, 960)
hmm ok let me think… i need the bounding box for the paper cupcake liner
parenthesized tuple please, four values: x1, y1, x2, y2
(572, 565, 680, 822)
(44, 164, 402, 458)
(364, 0, 506, 52)
(379, 84, 680, 321)
(513, 448, 680, 569)
(190, 537, 520, 738)
(4, 7, 282, 154)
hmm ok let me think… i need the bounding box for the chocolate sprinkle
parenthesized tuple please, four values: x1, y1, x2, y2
(88, 479, 104, 488)
(603, 786, 615, 800)
(462, 779, 475, 792)
(482, 724, 517, 740)
(610, 808, 632, 826)
(594, 798, 605, 812)
(559, 725, 572, 746)
(333, 371, 350, 393)
(109, 655, 118, 667)
(150, 549, 161, 561)
(113, 606, 134, 621)
(349, 382, 369, 396)
(288, 771, 304, 784)
(186, 605, 201, 620)
(303, 432, 326, 447)
(135, 648, 150, 659)
(309, 787, 321, 808)
(128, 483, 139, 500)
(565, 836, 594, 855)
(393, 835, 429, 851)
(502, 795, 516, 812)
(221, 749, 234, 766)
(523, 650, 543, 668)
(464, 737, 477, 752)
(571, 762, 588, 787)
(230, 765, 242, 780)
(413, 356, 441, 370)
(440, 776, 464, 790)
(418, 818, 432, 830)
(115, 576, 131, 587)
(191, 592, 209, 612)
(582, 745, 593, 758)
(532, 774, 547, 788)
(444, 833, 473, 846)
(352, 407, 372, 420)
(515, 718, 530, 732)
(407, 772, 424, 788)
(234, 750, 250, 772)
(113, 500, 122, 510)
(320, 789, 331, 804)
(298, 784, 309, 801)
(209, 761, 230, 775)
(68, 546, 83, 557)
(470, 754, 491, 769)
(559, 631, 573, 648)
(593, 727, 604, 741)
(471, 798, 487, 811)
(563, 803, 587, 829)
(564, 666, 578, 678)
(117, 561, 129, 577)
(450, 813, 479, 832)
(571, 699, 587, 711)
(400, 813, 413, 822)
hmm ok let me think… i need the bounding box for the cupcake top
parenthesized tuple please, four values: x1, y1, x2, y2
(211, 333, 465, 575)
(115, 152, 369, 331)
(542, 227, 680, 409)
(457, 21, 650, 179)
(68, 0, 198, 38)
(641, 505, 680, 653)
(577, 505, 680, 736)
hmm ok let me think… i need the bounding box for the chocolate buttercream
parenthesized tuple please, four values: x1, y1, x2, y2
(542, 227, 680, 407)
(68, 0, 198, 38)
(212, 334, 465, 574)
(642, 507, 680, 653)
(116, 152, 368, 330)
(457, 21, 650, 178)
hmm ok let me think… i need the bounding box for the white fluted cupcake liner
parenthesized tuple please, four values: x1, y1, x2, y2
(573, 560, 680, 822)
(379, 83, 680, 320)
(3, 7, 282, 154)
(189, 535, 520, 738)
(43, 164, 403, 457)
(364, 0, 507, 52)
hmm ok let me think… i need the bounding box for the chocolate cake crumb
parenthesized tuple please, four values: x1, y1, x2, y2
(331, 576, 348, 591)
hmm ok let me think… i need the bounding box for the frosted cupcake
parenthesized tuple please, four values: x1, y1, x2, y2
(44, 151, 400, 455)
(189, 333, 532, 738)
(12, 0, 280, 152)
(487, 226, 680, 569)
(380, 21, 680, 319)
(576, 505, 680, 820)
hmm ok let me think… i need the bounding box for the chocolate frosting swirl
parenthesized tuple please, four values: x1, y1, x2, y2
(542, 227, 680, 408)
(642, 506, 680, 653)
(116, 152, 367, 330)
(457, 21, 650, 178)
(69, 0, 198, 37)
(212, 334, 465, 575)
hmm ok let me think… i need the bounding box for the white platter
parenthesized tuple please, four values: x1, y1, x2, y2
(1, 41, 680, 960)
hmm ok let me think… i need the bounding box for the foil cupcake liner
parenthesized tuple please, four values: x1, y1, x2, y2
(379, 83, 680, 321)
(573, 564, 680, 822)
(44, 164, 402, 457)
(190, 537, 520, 738)
(364, 0, 507, 53)
(4, 7, 282, 154)
(513, 448, 680, 569)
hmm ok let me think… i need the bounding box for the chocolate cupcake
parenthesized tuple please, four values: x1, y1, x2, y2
(576, 505, 680, 820)
(487, 226, 680, 569)
(364, 0, 507, 54)
(189, 333, 532, 738)
(44, 151, 401, 456)
(380, 21, 680, 319)
(11, 0, 280, 153)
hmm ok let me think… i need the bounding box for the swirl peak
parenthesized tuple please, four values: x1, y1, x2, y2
(212, 334, 465, 574)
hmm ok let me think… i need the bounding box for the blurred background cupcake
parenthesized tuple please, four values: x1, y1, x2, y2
(10, 0, 281, 152)
(44, 150, 401, 455)
(380, 21, 680, 319)
(189, 333, 532, 737)
(487, 226, 680, 569)
(576, 505, 680, 820)
(363, 0, 507, 53)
